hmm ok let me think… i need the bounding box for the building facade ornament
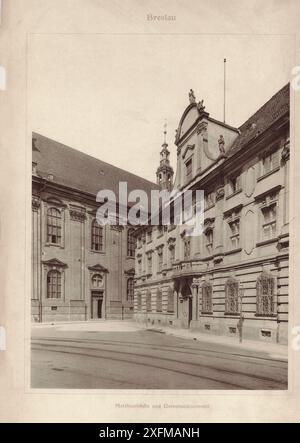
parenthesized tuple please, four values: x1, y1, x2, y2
(32, 196, 41, 211)
(218, 135, 226, 154)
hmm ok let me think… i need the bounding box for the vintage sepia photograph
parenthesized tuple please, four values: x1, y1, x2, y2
(29, 31, 291, 391)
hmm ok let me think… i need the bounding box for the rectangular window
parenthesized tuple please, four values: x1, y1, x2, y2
(147, 230, 152, 243)
(137, 259, 142, 275)
(205, 230, 213, 254)
(91, 221, 103, 251)
(157, 250, 163, 272)
(229, 219, 240, 248)
(262, 150, 280, 176)
(261, 204, 277, 240)
(186, 158, 192, 179)
(169, 246, 175, 264)
(205, 191, 215, 209)
(184, 238, 190, 260)
(147, 253, 152, 274)
(228, 174, 241, 195)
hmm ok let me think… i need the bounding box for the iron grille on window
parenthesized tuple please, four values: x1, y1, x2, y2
(156, 290, 162, 312)
(47, 270, 61, 299)
(167, 287, 174, 312)
(146, 292, 152, 312)
(91, 220, 103, 251)
(202, 282, 213, 314)
(225, 278, 239, 314)
(47, 208, 62, 244)
(137, 293, 142, 311)
(256, 273, 275, 316)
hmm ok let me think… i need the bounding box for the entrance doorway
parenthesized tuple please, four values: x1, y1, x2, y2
(91, 291, 104, 319)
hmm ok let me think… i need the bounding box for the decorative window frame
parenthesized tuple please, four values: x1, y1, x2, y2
(42, 258, 67, 302)
(146, 290, 152, 312)
(201, 281, 213, 315)
(255, 271, 277, 317)
(258, 143, 280, 181)
(255, 187, 280, 245)
(44, 198, 66, 249)
(203, 217, 215, 255)
(224, 204, 242, 251)
(127, 228, 136, 258)
(167, 286, 175, 313)
(224, 277, 240, 315)
(90, 217, 106, 254)
(156, 288, 163, 312)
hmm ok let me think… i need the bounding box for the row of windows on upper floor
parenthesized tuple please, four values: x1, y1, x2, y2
(136, 273, 276, 318)
(136, 191, 281, 275)
(45, 207, 136, 256)
(136, 149, 283, 248)
(184, 143, 281, 186)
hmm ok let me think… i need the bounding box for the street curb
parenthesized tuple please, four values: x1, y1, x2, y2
(142, 326, 288, 362)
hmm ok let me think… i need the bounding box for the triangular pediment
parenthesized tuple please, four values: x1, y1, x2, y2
(88, 263, 109, 273)
(42, 258, 67, 268)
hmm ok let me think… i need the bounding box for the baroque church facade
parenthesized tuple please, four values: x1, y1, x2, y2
(134, 84, 290, 344)
(31, 133, 157, 322)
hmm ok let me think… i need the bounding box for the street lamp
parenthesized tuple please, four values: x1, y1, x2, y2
(237, 283, 244, 343)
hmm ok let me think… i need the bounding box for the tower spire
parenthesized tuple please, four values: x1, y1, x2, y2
(156, 119, 174, 191)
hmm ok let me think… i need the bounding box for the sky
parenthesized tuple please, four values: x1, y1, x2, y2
(28, 32, 294, 182)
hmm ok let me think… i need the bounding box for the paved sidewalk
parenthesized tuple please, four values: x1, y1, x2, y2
(31, 319, 288, 361)
(136, 323, 288, 361)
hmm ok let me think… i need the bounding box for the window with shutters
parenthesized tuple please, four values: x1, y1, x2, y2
(225, 278, 239, 315)
(201, 282, 213, 314)
(156, 289, 162, 312)
(256, 272, 275, 316)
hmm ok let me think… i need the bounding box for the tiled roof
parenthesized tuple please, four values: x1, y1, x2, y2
(228, 83, 289, 155)
(32, 132, 158, 197)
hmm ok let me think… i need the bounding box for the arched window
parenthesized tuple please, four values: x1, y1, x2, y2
(127, 278, 134, 301)
(92, 273, 103, 288)
(127, 229, 136, 257)
(167, 287, 174, 312)
(146, 291, 152, 312)
(256, 272, 275, 316)
(225, 278, 239, 314)
(201, 281, 213, 314)
(91, 220, 103, 251)
(137, 292, 142, 311)
(156, 289, 162, 312)
(47, 208, 62, 244)
(47, 270, 62, 299)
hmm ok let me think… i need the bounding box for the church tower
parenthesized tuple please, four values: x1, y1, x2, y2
(156, 121, 174, 191)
